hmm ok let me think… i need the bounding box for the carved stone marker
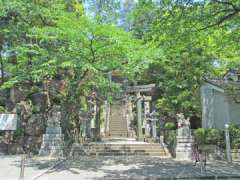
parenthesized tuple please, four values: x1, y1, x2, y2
(39, 108, 64, 157)
(175, 113, 193, 161)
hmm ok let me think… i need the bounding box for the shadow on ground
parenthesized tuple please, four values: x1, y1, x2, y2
(37, 156, 240, 179)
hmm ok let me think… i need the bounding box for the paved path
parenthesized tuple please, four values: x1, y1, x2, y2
(37, 157, 240, 180)
(1, 155, 240, 180)
(0, 155, 60, 180)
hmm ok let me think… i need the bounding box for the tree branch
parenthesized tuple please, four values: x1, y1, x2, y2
(198, 9, 239, 31)
(212, 0, 238, 11)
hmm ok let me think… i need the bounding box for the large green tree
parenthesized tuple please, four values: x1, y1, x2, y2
(131, 0, 239, 118)
(0, 0, 155, 141)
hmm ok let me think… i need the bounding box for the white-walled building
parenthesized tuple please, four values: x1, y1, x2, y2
(201, 70, 240, 129)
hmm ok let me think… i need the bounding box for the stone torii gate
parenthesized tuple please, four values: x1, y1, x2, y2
(126, 84, 155, 141)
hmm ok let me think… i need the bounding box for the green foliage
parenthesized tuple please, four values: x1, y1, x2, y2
(193, 128, 223, 145)
(30, 86, 41, 94)
(164, 130, 176, 157)
(164, 122, 176, 130)
(193, 128, 207, 145)
(13, 128, 24, 138)
(0, 106, 5, 112)
(229, 124, 240, 149)
(206, 129, 222, 145)
(130, 0, 239, 118)
(0, 0, 239, 143)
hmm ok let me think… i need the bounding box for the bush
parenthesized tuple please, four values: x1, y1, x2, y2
(164, 130, 176, 157)
(206, 129, 222, 144)
(229, 124, 240, 149)
(164, 122, 176, 130)
(0, 106, 6, 112)
(193, 128, 207, 145)
(193, 128, 222, 145)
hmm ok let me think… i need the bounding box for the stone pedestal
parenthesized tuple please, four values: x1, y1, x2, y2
(39, 111, 64, 157)
(176, 135, 193, 161)
(175, 113, 193, 161)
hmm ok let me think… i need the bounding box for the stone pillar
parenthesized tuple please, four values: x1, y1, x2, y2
(151, 119, 157, 139)
(82, 119, 87, 137)
(225, 124, 232, 163)
(86, 117, 91, 138)
(144, 101, 150, 136)
(136, 91, 143, 141)
(95, 100, 101, 140)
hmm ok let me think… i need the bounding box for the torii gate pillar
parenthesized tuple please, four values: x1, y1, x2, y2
(126, 84, 155, 141)
(136, 91, 143, 141)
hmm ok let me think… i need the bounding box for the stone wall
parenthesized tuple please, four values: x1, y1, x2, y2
(0, 79, 66, 154)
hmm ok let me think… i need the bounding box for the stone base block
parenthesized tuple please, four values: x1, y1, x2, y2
(39, 133, 64, 157)
(175, 135, 193, 161)
(176, 151, 192, 161)
(39, 148, 63, 157)
(46, 127, 62, 134)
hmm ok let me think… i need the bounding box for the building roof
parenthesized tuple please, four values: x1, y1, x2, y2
(205, 78, 240, 91)
(204, 69, 240, 90)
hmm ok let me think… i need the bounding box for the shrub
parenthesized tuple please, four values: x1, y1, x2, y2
(0, 106, 6, 112)
(193, 128, 207, 145)
(229, 124, 240, 149)
(206, 129, 222, 144)
(164, 130, 176, 157)
(193, 128, 223, 145)
(164, 122, 176, 130)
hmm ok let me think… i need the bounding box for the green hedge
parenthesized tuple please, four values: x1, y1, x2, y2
(229, 124, 240, 149)
(193, 128, 223, 146)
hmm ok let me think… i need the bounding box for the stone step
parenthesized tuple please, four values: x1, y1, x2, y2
(109, 125, 126, 128)
(109, 134, 128, 137)
(110, 121, 126, 124)
(109, 124, 127, 126)
(80, 148, 165, 152)
(109, 132, 127, 134)
(82, 143, 165, 147)
(109, 130, 127, 132)
(72, 151, 166, 156)
(109, 127, 127, 129)
(109, 132, 128, 134)
(70, 140, 169, 157)
(82, 146, 165, 150)
(110, 122, 126, 124)
(108, 133, 128, 136)
(109, 129, 128, 131)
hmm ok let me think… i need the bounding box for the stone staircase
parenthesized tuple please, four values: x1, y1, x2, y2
(69, 102, 171, 158)
(70, 139, 170, 157)
(108, 104, 128, 137)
